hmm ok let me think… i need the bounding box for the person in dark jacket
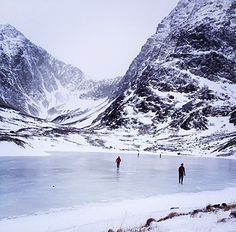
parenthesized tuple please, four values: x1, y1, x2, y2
(178, 163, 185, 184)
(116, 156, 121, 168)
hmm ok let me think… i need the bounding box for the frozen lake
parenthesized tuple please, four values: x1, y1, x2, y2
(0, 152, 236, 219)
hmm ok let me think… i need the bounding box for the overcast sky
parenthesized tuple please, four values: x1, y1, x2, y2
(0, 0, 179, 80)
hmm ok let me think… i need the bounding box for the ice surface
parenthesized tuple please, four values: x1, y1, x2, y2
(0, 152, 236, 220)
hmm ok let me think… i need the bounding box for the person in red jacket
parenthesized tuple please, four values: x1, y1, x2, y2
(116, 156, 121, 168)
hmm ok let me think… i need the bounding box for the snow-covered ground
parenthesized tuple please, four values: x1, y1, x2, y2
(0, 187, 235, 232)
(1, 105, 236, 159)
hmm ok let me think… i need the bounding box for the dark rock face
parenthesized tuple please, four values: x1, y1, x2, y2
(0, 136, 26, 147)
(95, 0, 236, 135)
(217, 136, 236, 152)
(230, 110, 236, 125)
(177, 51, 236, 82)
(99, 95, 129, 129)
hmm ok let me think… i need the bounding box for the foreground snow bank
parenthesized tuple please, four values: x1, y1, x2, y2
(0, 187, 236, 232)
(147, 205, 236, 232)
(124, 203, 236, 232)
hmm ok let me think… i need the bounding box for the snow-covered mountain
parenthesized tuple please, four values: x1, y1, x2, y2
(94, 0, 236, 133)
(1, 0, 236, 157)
(51, 76, 121, 127)
(0, 24, 115, 123)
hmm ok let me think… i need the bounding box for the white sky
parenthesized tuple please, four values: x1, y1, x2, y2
(0, 0, 179, 80)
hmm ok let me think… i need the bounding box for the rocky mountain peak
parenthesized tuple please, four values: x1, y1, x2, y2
(0, 24, 115, 121)
(0, 24, 29, 56)
(96, 0, 236, 137)
(0, 24, 24, 38)
(117, 0, 235, 96)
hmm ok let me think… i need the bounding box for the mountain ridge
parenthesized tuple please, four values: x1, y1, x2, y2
(0, 24, 116, 122)
(95, 0, 236, 131)
(1, 0, 236, 156)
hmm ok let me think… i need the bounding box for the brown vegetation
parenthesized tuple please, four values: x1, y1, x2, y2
(110, 203, 236, 232)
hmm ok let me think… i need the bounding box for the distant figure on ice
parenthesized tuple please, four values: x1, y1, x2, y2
(178, 163, 186, 184)
(116, 156, 121, 169)
(137, 151, 140, 158)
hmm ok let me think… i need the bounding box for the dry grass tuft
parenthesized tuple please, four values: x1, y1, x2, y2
(111, 202, 236, 232)
(230, 211, 236, 218)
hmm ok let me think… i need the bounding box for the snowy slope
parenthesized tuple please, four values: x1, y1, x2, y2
(0, 24, 115, 124)
(89, 0, 236, 155)
(0, 105, 99, 155)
